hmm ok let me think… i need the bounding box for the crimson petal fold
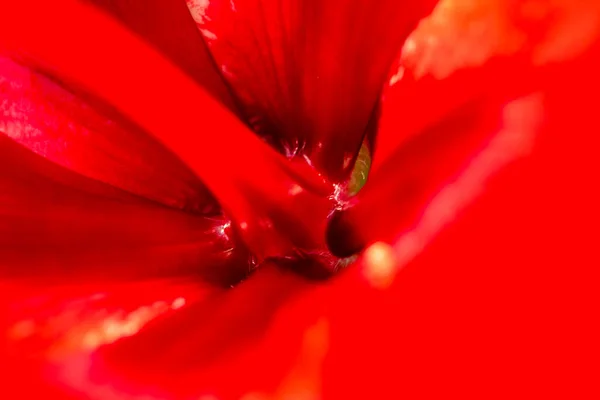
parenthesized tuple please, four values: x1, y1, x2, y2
(188, 0, 437, 181)
(0, 136, 252, 286)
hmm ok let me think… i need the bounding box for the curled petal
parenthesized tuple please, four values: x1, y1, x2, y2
(330, 0, 600, 254)
(328, 92, 541, 256)
(188, 0, 437, 181)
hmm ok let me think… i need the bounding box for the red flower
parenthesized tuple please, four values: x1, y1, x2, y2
(1, 0, 599, 398)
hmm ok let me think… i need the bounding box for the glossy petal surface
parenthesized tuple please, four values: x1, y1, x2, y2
(187, 0, 437, 181)
(0, 56, 217, 213)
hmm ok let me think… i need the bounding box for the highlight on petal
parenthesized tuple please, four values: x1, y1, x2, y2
(0, 55, 218, 213)
(372, 0, 600, 168)
(74, 265, 319, 399)
(187, 0, 437, 181)
(1, 279, 208, 357)
(1, 279, 214, 399)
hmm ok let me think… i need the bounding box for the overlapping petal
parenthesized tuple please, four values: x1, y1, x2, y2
(0, 0, 338, 261)
(0, 136, 252, 285)
(0, 56, 218, 213)
(330, 0, 600, 254)
(82, 1, 599, 399)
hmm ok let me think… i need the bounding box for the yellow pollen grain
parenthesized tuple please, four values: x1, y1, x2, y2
(363, 242, 399, 290)
(172, 297, 186, 310)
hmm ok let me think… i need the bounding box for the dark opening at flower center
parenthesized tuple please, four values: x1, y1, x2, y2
(237, 138, 372, 281)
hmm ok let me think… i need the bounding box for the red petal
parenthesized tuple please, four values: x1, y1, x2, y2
(4, 2, 599, 399)
(329, 92, 539, 255)
(0, 55, 218, 213)
(323, 49, 600, 397)
(89, 72, 599, 397)
(77, 2, 599, 399)
(374, 0, 600, 168)
(326, 2, 600, 396)
(0, 136, 251, 285)
(91, 0, 238, 113)
(187, 0, 437, 181)
(1, 0, 246, 212)
(90, 265, 315, 399)
(330, 0, 600, 253)
(0, 0, 336, 260)
(1, 279, 214, 399)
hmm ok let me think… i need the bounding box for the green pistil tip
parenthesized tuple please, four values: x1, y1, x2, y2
(347, 141, 371, 196)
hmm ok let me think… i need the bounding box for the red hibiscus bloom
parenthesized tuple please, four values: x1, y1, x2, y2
(1, 0, 599, 399)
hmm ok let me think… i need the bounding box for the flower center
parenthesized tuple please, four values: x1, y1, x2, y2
(244, 139, 371, 280)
